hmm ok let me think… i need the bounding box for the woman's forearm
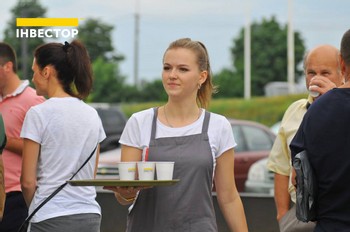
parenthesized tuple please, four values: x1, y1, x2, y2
(218, 193, 248, 232)
(21, 180, 36, 207)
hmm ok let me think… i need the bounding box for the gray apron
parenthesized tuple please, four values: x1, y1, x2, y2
(126, 108, 217, 232)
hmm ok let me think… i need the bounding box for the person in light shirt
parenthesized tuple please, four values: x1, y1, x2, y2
(267, 44, 343, 232)
(0, 42, 45, 232)
(0, 114, 6, 221)
(20, 40, 105, 232)
(106, 38, 248, 232)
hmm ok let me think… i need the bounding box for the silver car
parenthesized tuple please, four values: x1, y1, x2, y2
(244, 157, 274, 194)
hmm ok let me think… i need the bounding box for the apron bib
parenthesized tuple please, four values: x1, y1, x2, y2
(126, 108, 217, 232)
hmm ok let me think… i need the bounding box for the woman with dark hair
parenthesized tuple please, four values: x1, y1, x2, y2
(20, 40, 105, 232)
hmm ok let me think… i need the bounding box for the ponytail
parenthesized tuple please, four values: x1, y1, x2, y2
(34, 40, 93, 99)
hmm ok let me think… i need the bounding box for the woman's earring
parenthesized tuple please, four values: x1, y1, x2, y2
(198, 83, 202, 90)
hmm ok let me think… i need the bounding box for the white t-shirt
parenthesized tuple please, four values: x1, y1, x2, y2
(21, 97, 106, 222)
(119, 108, 236, 166)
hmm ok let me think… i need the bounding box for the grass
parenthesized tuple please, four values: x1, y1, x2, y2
(120, 93, 307, 127)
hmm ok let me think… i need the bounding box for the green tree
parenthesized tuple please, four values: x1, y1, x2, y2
(213, 68, 243, 98)
(77, 18, 127, 103)
(139, 80, 167, 102)
(3, 0, 46, 79)
(90, 57, 127, 102)
(231, 16, 305, 96)
(78, 18, 123, 62)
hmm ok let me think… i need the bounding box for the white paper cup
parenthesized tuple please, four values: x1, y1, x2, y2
(137, 162, 156, 180)
(118, 162, 137, 180)
(156, 162, 175, 180)
(309, 85, 320, 97)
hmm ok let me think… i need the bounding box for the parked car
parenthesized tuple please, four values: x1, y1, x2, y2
(270, 121, 281, 135)
(229, 119, 276, 191)
(244, 157, 274, 194)
(97, 147, 121, 178)
(90, 103, 127, 152)
(97, 118, 276, 192)
(244, 121, 280, 194)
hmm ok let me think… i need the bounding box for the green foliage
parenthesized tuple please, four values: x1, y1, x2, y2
(209, 94, 304, 126)
(121, 101, 163, 117)
(2, 1, 307, 105)
(78, 18, 123, 62)
(213, 68, 243, 98)
(76, 18, 130, 103)
(229, 16, 306, 96)
(139, 80, 168, 102)
(90, 57, 127, 102)
(3, 0, 47, 79)
(120, 94, 307, 127)
(90, 60, 168, 103)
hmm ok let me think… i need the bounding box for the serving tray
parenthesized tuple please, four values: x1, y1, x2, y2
(67, 179, 180, 187)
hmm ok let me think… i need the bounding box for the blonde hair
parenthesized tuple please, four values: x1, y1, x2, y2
(164, 38, 217, 109)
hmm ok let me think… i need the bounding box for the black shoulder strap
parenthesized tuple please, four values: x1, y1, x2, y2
(24, 145, 97, 222)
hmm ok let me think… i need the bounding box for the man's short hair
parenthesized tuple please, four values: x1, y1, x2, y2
(341, 29, 350, 66)
(0, 42, 17, 73)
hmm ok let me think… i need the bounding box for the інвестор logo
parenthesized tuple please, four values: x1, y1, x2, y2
(16, 18, 80, 38)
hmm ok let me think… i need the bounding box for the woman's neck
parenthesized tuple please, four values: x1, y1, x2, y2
(162, 102, 201, 128)
(48, 87, 71, 98)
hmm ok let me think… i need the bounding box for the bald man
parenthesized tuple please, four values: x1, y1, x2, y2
(267, 45, 344, 232)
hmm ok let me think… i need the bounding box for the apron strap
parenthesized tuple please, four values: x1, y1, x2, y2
(150, 107, 158, 140)
(201, 110, 210, 133)
(150, 107, 210, 139)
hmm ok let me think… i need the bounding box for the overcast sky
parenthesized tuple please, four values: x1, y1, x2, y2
(1, 0, 349, 84)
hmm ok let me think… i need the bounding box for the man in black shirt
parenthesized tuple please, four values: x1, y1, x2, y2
(290, 29, 350, 231)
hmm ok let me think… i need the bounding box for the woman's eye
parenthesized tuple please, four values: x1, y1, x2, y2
(179, 68, 188, 72)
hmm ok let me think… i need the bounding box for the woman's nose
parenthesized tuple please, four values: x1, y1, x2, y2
(169, 68, 177, 79)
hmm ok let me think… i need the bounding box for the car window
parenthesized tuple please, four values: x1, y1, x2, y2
(93, 106, 127, 152)
(97, 108, 126, 134)
(231, 125, 245, 152)
(241, 125, 273, 151)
